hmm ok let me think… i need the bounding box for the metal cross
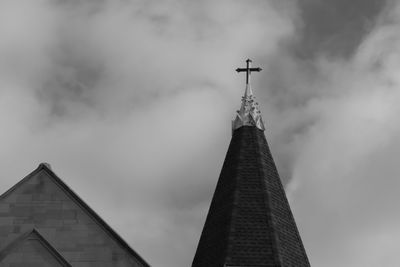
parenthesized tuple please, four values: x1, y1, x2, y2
(236, 59, 262, 85)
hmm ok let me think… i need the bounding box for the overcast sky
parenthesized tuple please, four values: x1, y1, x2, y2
(1, 0, 399, 266)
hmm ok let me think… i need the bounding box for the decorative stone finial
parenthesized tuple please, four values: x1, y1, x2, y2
(40, 162, 52, 170)
(232, 59, 265, 132)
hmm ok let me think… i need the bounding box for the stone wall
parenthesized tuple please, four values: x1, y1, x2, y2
(0, 165, 148, 267)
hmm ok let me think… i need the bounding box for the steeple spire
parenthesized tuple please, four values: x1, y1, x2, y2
(192, 59, 310, 267)
(233, 59, 265, 132)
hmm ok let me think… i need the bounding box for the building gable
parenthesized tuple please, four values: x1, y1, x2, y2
(0, 229, 70, 267)
(0, 163, 149, 266)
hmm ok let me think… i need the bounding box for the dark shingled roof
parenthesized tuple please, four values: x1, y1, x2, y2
(192, 126, 310, 267)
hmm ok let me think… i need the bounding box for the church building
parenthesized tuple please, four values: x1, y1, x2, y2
(0, 163, 149, 266)
(0, 59, 309, 266)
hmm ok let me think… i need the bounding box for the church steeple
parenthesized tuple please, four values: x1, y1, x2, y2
(232, 59, 265, 132)
(192, 59, 310, 267)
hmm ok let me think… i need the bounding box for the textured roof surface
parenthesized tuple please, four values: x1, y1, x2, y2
(192, 126, 310, 267)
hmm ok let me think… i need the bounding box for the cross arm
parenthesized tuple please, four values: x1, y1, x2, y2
(236, 67, 262, 72)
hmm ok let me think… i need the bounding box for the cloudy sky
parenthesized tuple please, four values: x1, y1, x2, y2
(0, 0, 399, 266)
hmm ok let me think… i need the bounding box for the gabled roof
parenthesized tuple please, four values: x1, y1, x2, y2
(0, 229, 71, 266)
(0, 163, 150, 267)
(192, 126, 310, 267)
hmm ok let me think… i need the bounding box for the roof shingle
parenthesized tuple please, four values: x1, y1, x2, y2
(192, 126, 310, 267)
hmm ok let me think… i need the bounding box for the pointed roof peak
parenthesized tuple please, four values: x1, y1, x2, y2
(192, 126, 310, 267)
(233, 59, 265, 132)
(0, 165, 150, 267)
(0, 228, 71, 266)
(38, 162, 52, 170)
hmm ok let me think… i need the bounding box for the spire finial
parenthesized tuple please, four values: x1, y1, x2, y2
(232, 59, 265, 132)
(236, 58, 262, 85)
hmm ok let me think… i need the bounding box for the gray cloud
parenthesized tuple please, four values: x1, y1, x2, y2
(296, 0, 386, 58)
(0, 1, 296, 266)
(283, 2, 400, 266)
(1, 0, 400, 266)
